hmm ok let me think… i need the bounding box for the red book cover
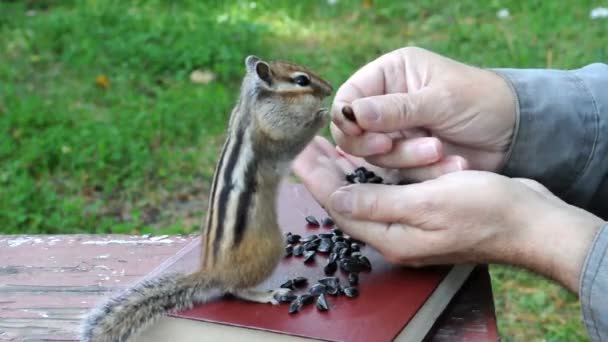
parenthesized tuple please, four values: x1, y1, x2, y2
(145, 182, 474, 342)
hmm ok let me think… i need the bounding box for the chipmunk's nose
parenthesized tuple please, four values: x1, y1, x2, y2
(315, 81, 333, 98)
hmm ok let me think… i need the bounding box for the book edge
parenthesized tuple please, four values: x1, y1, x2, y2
(394, 263, 476, 341)
(134, 316, 321, 342)
(144, 235, 201, 280)
(135, 264, 475, 342)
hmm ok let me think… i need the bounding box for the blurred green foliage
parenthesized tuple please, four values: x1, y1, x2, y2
(1, 0, 606, 339)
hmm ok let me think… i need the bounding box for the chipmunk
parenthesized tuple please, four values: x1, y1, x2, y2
(80, 55, 333, 342)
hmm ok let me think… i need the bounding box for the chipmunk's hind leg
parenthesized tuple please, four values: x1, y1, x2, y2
(232, 288, 293, 305)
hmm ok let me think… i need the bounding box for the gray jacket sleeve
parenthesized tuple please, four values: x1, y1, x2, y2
(492, 63, 608, 341)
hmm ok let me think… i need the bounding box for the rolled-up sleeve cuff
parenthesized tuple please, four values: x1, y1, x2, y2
(491, 67, 598, 201)
(580, 223, 608, 342)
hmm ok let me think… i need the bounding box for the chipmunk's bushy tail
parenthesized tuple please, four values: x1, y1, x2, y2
(80, 272, 222, 342)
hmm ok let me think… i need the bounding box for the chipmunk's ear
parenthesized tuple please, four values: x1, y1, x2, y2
(245, 55, 272, 86)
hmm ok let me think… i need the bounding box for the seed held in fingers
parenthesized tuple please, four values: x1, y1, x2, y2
(342, 105, 356, 123)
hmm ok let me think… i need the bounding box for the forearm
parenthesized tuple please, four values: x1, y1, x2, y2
(512, 203, 605, 293)
(492, 63, 608, 218)
(579, 223, 608, 342)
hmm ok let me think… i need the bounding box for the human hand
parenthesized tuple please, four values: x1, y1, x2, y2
(331, 47, 517, 181)
(293, 136, 604, 293)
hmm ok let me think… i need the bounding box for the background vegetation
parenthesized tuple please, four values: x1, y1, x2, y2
(1, 0, 606, 339)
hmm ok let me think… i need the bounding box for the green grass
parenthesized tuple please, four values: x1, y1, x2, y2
(1, 0, 606, 339)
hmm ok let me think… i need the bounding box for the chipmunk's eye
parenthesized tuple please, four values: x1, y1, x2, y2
(293, 75, 310, 87)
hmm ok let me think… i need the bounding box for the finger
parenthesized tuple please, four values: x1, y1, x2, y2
(350, 87, 447, 132)
(330, 123, 393, 157)
(365, 137, 443, 168)
(331, 49, 411, 136)
(293, 137, 346, 205)
(513, 178, 557, 199)
(328, 182, 439, 224)
(391, 155, 469, 182)
(333, 49, 410, 104)
(331, 101, 364, 137)
(324, 210, 436, 265)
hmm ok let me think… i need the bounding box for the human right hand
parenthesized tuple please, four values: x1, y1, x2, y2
(293, 136, 605, 294)
(331, 47, 517, 181)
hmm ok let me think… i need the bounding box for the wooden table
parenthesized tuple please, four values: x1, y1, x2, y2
(0, 234, 498, 341)
(0, 183, 499, 341)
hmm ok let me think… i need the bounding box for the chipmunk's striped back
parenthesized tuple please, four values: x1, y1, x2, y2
(201, 55, 332, 270)
(202, 105, 257, 268)
(81, 55, 331, 342)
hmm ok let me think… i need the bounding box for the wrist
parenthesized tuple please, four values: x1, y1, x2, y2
(485, 68, 519, 173)
(511, 202, 604, 293)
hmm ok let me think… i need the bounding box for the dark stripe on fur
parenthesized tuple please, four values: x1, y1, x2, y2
(232, 157, 258, 247)
(203, 135, 231, 263)
(212, 129, 243, 259)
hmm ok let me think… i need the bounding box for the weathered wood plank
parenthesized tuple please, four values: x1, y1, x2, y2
(0, 232, 498, 341)
(0, 234, 195, 341)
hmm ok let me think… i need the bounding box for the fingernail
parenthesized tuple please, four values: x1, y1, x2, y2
(445, 159, 466, 173)
(331, 190, 353, 215)
(415, 142, 439, 161)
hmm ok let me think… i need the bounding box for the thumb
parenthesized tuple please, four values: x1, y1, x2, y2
(328, 183, 435, 224)
(350, 86, 447, 133)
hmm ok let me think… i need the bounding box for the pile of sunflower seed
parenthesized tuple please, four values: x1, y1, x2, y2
(279, 167, 386, 314)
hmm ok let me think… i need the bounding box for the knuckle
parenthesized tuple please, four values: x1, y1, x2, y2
(359, 190, 380, 218)
(398, 46, 423, 56)
(415, 197, 438, 216)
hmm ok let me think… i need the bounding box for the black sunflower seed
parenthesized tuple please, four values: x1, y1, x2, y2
(331, 235, 346, 244)
(339, 248, 351, 259)
(303, 250, 315, 263)
(318, 277, 340, 289)
(285, 244, 293, 257)
(298, 294, 315, 305)
(331, 228, 343, 236)
(293, 276, 308, 287)
(287, 234, 301, 244)
(359, 256, 372, 271)
(324, 260, 337, 275)
(348, 273, 359, 286)
(293, 245, 304, 256)
(343, 286, 359, 298)
(339, 257, 367, 273)
(354, 166, 367, 175)
(326, 285, 340, 296)
(369, 176, 384, 184)
(342, 105, 357, 122)
(317, 238, 332, 253)
(301, 234, 318, 243)
(280, 279, 294, 289)
(316, 293, 330, 311)
(328, 252, 338, 264)
(305, 215, 320, 227)
(289, 300, 302, 314)
(278, 293, 297, 303)
(309, 283, 327, 295)
(350, 243, 360, 251)
(321, 217, 334, 227)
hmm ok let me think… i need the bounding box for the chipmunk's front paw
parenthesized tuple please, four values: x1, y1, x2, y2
(270, 288, 295, 305)
(233, 288, 295, 305)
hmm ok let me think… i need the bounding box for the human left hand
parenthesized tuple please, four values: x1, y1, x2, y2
(293, 136, 604, 293)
